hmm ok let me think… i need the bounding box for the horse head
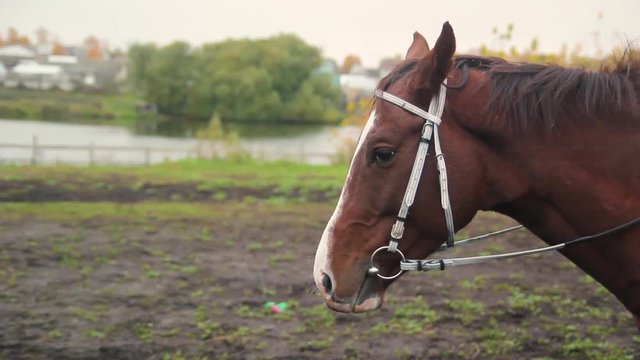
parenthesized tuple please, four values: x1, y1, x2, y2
(313, 23, 506, 312)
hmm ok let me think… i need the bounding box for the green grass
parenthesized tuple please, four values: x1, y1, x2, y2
(299, 304, 336, 329)
(0, 201, 333, 223)
(0, 158, 348, 192)
(68, 306, 100, 322)
(301, 336, 335, 351)
(477, 318, 523, 355)
(445, 298, 485, 325)
(0, 88, 162, 125)
(365, 296, 440, 336)
(506, 287, 549, 315)
(134, 322, 154, 342)
(101, 92, 148, 122)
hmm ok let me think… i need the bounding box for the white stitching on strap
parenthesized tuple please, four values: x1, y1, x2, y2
(374, 90, 442, 126)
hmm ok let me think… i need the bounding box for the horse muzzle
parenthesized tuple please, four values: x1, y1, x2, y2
(317, 270, 385, 313)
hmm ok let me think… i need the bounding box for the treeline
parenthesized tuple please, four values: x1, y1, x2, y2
(128, 34, 344, 124)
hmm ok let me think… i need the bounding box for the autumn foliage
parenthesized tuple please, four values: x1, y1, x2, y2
(4, 27, 31, 46)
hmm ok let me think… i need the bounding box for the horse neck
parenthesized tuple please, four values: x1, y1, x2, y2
(488, 120, 640, 240)
(476, 116, 640, 318)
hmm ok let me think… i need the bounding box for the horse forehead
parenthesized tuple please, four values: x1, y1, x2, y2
(354, 110, 378, 154)
(374, 101, 425, 137)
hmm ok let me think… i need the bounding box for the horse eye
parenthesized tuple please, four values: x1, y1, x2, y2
(373, 148, 396, 166)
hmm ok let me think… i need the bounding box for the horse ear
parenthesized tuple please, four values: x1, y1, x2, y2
(411, 22, 456, 95)
(405, 32, 430, 60)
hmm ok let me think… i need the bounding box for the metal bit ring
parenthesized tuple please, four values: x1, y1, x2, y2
(368, 246, 406, 280)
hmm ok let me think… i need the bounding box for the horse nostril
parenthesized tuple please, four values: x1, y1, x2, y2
(321, 273, 333, 293)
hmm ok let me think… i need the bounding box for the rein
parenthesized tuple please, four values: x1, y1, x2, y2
(401, 217, 640, 272)
(368, 76, 640, 280)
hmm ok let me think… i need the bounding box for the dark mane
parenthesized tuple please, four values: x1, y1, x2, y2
(375, 52, 640, 129)
(458, 52, 640, 129)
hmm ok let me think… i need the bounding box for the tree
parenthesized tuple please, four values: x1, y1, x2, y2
(17, 36, 31, 46)
(186, 34, 342, 123)
(129, 34, 344, 123)
(85, 36, 103, 60)
(7, 27, 30, 46)
(129, 42, 192, 115)
(127, 43, 157, 96)
(340, 54, 361, 74)
(147, 41, 193, 115)
(284, 74, 343, 122)
(7, 27, 18, 43)
(52, 41, 66, 55)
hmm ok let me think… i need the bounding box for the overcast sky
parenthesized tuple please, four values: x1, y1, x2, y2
(1, 0, 638, 67)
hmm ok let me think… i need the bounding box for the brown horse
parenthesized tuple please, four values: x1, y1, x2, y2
(313, 22, 640, 330)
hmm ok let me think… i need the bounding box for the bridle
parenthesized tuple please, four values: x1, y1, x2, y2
(367, 77, 640, 280)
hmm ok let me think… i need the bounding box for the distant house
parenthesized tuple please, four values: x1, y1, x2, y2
(112, 54, 128, 84)
(47, 55, 78, 66)
(339, 64, 379, 103)
(64, 45, 122, 90)
(0, 45, 36, 68)
(35, 43, 55, 61)
(0, 42, 122, 92)
(4, 60, 73, 91)
(44, 54, 84, 89)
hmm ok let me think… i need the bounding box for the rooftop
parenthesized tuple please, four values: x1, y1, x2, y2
(0, 45, 35, 58)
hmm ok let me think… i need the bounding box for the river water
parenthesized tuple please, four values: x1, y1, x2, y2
(0, 119, 361, 165)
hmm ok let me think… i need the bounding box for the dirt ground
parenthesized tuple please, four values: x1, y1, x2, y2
(1, 181, 639, 359)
